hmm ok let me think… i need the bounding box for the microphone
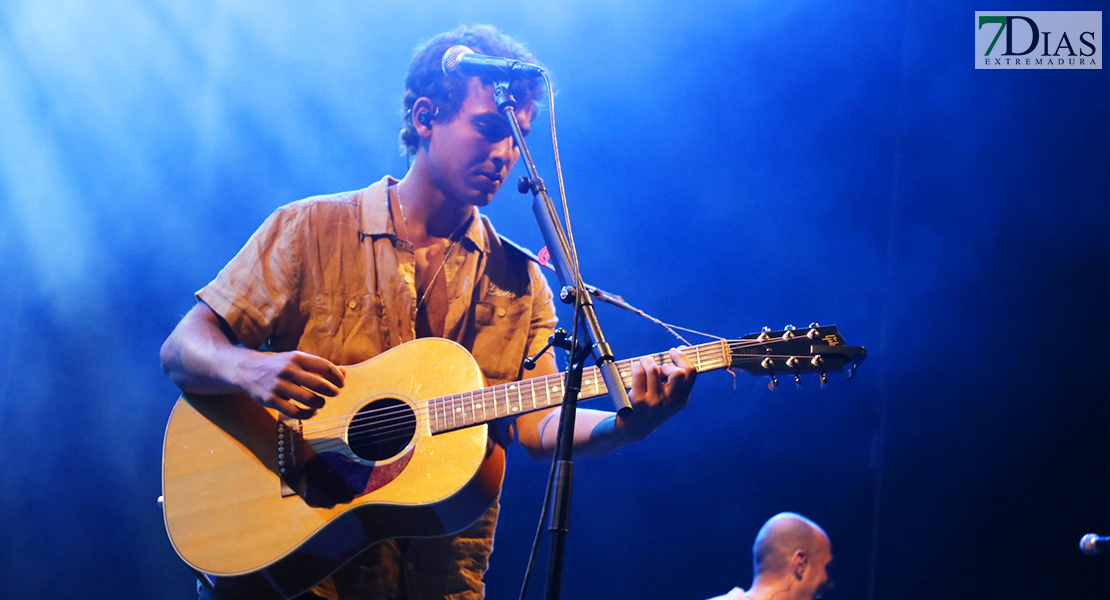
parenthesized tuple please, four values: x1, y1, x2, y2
(1079, 533, 1110, 556)
(441, 45, 545, 80)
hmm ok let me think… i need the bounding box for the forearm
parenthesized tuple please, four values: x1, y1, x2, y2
(518, 350, 696, 460)
(161, 302, 344, 418)
(526, 407, 640, 460)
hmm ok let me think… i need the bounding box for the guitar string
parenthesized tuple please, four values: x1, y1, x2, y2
(295, 354, 837, 453)
(292, 343, 724, 435)
(296, 330, 825, 437)
(289, 340, 839, 451)
(298, 347, 827, 454)
(290, 345, 736, 449)
(291, 339, 827, 442)
(293, 343, 733, 437)
(290, 343, 732, 445)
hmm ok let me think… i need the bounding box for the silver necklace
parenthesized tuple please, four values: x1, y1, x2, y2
(393, 185, 462, 309)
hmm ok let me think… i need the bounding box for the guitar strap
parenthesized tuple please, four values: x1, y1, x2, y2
(496, 234, 555, 274)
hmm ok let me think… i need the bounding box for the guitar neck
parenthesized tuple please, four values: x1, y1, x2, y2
(428, 340, 731, 434)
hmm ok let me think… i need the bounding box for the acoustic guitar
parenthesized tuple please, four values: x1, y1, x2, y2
(161, 325, 864, 599)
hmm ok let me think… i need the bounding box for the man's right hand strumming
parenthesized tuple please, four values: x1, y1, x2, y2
(160, 302, 345, 419)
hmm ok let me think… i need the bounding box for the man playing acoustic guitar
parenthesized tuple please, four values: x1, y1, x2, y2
(160, 24, 697, 600)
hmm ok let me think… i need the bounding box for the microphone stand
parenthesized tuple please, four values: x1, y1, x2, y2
(492, 81, 632, 600)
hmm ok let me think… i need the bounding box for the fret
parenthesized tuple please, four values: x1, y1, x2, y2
(444, 394, 454, 430)
(473, 390, 480, 425)
(515, 381, 528, 410)
(492, 386, 501, 418)
(429, 339, 741, 434)
(434, 396, 443, 432)
(463, 390, 471, 425)
(451, 393, 461, 428)
(438, 395, 445, 430)
(440, 397, 448, 431)
(481, 386, 489, 422)
(583, 366, 606, 399)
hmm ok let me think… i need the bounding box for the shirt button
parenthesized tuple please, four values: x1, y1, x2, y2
(404, 274, 413, 284)
(405, 561, 415, 571)
(348, 299, 357, 309)
(497, 308, 506, 317)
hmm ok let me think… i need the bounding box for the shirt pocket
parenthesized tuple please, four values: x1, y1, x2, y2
(470, 296, 531, 385)
(303, 292, 387, 364)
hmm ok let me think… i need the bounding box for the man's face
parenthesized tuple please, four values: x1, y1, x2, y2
(807, 536, 833, 599)
(426, 77, 534, 208)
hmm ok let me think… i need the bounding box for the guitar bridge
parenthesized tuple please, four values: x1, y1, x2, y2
(277, 419, 305, 498)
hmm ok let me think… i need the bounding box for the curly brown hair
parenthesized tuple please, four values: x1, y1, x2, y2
(399, 24, 547, 156)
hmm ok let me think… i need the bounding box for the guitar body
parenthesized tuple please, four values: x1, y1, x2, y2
(162, 338, 506, 600)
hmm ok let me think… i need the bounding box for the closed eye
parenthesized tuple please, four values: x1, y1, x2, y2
(474, 115, 528, 145)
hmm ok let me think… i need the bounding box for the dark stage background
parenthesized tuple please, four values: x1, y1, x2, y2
(1, 1, 1107, 599)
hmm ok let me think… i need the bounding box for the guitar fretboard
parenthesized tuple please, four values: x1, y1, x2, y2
(428, 340, 732, 434)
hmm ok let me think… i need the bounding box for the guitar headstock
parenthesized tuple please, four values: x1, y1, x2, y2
(730, 324, 866, 389)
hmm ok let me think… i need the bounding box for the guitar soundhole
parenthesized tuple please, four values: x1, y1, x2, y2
(348, 398, 416, 462)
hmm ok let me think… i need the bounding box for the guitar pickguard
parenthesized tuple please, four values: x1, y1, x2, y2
(285, 396, 420, 508)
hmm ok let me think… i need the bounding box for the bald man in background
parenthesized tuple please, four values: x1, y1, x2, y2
(706, 512, 833, 600)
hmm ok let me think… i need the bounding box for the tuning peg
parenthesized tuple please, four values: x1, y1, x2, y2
(794, 374, 802, 388)
(768, 376, 779, 391)
(847, 362, 858, 380)
(809, 322, 820, 328)
(819, 372, 828, 389)
(758, 327, 771, 342)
